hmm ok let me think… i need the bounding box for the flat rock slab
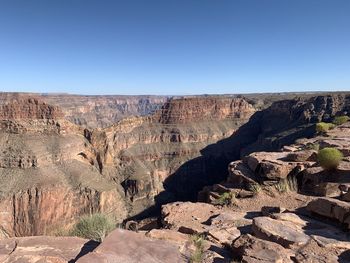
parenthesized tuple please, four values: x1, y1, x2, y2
(146, 229, 189, 245)
(252, 216, 310, 248)
(210, 210, 252, 228)
(145, 229, 190, 256)
(271, 212, 308, 227)
(77, 229, 185, 263)
(161, 202, 220, 234)
(0, 236, 94, 263)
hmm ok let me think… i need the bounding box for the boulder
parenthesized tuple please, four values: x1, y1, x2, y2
(306, 197, 350, 228)
(243, 152, 301, 180)
(77, 229, 185, 263)
(301, 167, 344, 196)
(252, 217, 310, 248)
(284, 150, 317, 162)
(232, 234, 293, 263)
(227, 161, 259, 187)
(208, 227, 241, 246)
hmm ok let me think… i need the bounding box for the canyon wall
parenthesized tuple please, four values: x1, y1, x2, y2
(0, 98, 127, 238)
(0, 93, 168, 128)
(1, 92, 349, 237)
(0, 95, 256, 236)
(42, 94, 168, 128)
(90, 97, 256, 216)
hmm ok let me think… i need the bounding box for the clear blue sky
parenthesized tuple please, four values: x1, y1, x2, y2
(0, 0, 349, 95)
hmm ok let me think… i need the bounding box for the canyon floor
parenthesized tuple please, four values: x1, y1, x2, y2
(0, 92, 350, 262)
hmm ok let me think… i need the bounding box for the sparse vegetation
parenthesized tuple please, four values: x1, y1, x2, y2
(70, 213, 115, 242)
(333, 115, 350, 126)
(212, 192, 236, 206)
(316, 122, 335, 134)
(317, 147, 343, 170)
(274, 177, 298, 193)
(190, 234, 205, 263)
(248, 183, 262, 194)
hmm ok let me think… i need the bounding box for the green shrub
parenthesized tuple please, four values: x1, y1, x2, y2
(248, 183, 261, 194)
(190, 234, 205, 263)
(316, 122, 335, 133)
(212, 192, 235, 206)
(70, 213, 115, 242)
(317, 147, 343, 170)
(333, 115, 350, 126)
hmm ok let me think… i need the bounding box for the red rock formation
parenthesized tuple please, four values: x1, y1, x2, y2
(0, 98, 64, 120)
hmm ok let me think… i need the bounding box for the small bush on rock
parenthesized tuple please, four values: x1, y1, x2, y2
(70, 213, 115, 242)
(212, 192, 235, 206)
(333, 115, 350, 126)
(190, 234, 205, 263)
(248, 183, 261, 194)
(317, 147, 343, 170)
(316, 122, 335, 134)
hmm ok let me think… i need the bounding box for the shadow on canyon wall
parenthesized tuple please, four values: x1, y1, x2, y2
(128, 109, 316, 220)
(128, 95, 350, 220)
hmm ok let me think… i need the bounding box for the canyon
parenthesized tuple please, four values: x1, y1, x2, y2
(1, 92, 350, 262)
(0, 93, 258, 237)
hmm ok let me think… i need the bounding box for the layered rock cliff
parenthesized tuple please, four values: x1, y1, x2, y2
(0, 95, 256, 236)
(0, 93, 168, 129)
(1, 92, 350, 238)
(90, 97, 256, 216)
(0, 98, 128, 238)
(43, 94, 168, 128)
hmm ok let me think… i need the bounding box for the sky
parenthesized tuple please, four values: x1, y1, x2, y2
(0, 0, 349, 95)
